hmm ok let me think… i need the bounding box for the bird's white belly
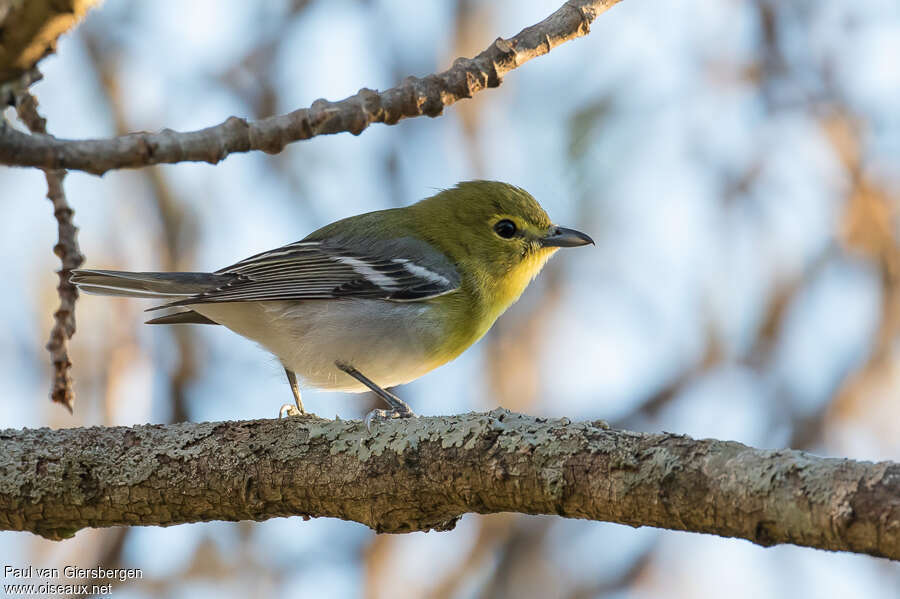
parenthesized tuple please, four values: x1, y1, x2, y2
(192, 299, 446, 392)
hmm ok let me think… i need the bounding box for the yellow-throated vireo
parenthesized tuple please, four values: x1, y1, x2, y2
(71, 181, 593, 422)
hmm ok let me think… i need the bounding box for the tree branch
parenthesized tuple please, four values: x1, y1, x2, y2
(2, 410, 897, 560)
(14, 91, 84, 412)
(0, 0, 621, 175)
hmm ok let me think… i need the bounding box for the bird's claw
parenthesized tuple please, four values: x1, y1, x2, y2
(279, 404, 304, 418)
(364, 408, 414, 432)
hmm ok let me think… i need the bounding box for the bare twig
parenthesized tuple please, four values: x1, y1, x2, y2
(14, 91, 85, 412)
(1, 410, 897, 561)
(0, 0, 622, 175)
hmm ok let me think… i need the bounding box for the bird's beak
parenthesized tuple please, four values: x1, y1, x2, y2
(540, 226, 594, 248)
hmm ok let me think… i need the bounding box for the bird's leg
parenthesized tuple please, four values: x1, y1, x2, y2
(335, 362, 415, 429)
(278, 368, 306, 418)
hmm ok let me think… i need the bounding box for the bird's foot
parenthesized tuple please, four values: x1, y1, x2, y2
(364, 406, 415, 432)
(279, 404, 305, 418)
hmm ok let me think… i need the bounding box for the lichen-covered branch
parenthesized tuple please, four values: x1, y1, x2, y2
(0, 0, 621, 175)
(1, 410, 897, 560)
(14, 91, 85, 412)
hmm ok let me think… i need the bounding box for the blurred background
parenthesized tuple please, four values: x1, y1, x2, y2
(2, 0, 900, 597)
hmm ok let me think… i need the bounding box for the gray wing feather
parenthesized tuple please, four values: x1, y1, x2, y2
(148, 238, 460, 310)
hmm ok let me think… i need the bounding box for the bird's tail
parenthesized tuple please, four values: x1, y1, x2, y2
(70, 269, 230, 326)
(70, 269, 228, 299)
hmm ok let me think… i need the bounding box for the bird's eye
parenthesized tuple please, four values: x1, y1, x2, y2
(494, 219, 517, 239)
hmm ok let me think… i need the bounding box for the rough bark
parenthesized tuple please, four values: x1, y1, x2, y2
(1, 410, 897, 560)
(0, 0, 622, 175)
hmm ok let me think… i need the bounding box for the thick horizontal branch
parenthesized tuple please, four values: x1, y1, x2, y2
(0, 0, 621, 175)
(1, 410, 897, 560)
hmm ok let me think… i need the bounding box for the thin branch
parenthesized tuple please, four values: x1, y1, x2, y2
(14, 91, 85, 412)
(0, 0, 621, 175)
(1, 410, 897, 561)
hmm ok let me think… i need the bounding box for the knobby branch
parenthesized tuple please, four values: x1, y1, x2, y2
(13, 92, 84, 412)
(0, 0, 622, 175)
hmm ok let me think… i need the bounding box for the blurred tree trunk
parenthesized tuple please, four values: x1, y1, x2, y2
(0, 0, 100, 87)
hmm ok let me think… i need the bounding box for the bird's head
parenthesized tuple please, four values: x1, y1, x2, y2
(410, 180, 593, 313)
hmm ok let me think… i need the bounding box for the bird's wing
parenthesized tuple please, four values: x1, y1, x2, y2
(148, 238, 460, 310)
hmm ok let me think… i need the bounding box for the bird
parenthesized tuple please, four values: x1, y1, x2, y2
(71, 180, 593, 422)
